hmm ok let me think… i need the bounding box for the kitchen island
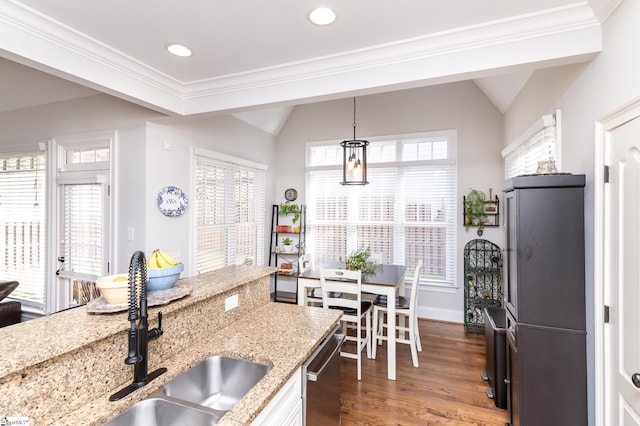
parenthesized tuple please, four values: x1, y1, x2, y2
(0, 265, 341, 425)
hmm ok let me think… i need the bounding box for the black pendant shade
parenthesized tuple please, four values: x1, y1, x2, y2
(340, 97, 369, 185)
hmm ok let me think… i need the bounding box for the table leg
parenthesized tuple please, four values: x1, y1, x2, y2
(297, 278, 307, 306)
(397, 278, 407, 339)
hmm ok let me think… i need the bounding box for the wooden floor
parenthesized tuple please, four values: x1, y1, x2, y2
(339, 319, 509, 425)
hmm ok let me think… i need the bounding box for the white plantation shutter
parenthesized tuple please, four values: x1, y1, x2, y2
(306, 132, 456, 286)
(402, 166, 455, 282)
(306, 169, 350, 266)
(59, 183, 104, 279)
(0, 152, 46, 306)
(193, 149, 265, 274)
(503, 112, 559, 179)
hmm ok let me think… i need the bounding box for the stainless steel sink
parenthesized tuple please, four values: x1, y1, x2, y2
(104, 398, 220, 426)
(162, 355, 271, 411)
(104, 356, 271, 425)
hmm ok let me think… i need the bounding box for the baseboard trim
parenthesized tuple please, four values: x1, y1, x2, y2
(417, 306, 462, 324)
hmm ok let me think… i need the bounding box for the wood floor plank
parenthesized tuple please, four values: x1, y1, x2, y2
(339, 319, 509, 425)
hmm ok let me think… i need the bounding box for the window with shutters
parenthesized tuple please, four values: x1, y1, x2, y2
(306, 131, 457, 287)
(0, 152, 46, 307)
(193, 148, 266, 274)
(502, 111, 560, 179)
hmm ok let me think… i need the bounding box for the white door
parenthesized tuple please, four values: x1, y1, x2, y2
(55, 175, 109, 310)
(605, 114, 640, 425)
(48, 132, 113, 313)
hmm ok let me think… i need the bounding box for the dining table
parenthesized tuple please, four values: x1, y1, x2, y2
(296, 262, 407, 380)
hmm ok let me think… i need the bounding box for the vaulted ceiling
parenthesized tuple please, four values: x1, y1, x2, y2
(0, 0, 621, 133)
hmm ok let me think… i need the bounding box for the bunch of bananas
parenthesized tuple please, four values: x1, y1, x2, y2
(147, 249, 180, 269)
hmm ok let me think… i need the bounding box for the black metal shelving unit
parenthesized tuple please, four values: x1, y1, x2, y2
(463, 238, 503, 333)
(463, 195, 500, 236)
(268, 204, 306, 303)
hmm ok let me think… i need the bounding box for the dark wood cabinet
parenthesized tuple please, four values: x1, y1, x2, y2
(502, 174, 587, 426)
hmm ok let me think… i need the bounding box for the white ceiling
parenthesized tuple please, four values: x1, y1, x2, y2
(0, 0, 621, 134)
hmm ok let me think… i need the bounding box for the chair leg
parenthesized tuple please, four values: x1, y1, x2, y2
(378, 311, 385, 346)
(371, 308, 377, 359)
(372, 307, 384, 359)
(365, 310, 372, 359)
(356, 318, 362, 381)
(408, 315, 419, 367)
(415, 315, 423, 352)
(378, 310, 389, 346)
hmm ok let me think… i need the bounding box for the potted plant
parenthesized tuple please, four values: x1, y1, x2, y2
(279, 201, 300, 225)
(282, 237, 294, 253)
(343, 247, 376, 274)
(464, 188, 488, 231)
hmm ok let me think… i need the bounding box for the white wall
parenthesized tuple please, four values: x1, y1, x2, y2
(275, 81, 505, 322)
(503, 1, 640, 423)
(0, 94, 277, 282)
(144, 115, 277, 276)
(0, 94, 166, 274)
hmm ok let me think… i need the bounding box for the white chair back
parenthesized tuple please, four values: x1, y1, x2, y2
(298, 253, 313, 273)
(319, 268, 362, 314)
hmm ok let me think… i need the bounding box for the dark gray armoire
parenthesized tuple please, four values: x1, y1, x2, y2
(502, 174, 586, 426)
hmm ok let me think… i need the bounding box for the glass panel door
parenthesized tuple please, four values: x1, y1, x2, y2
(56, 177, 109, 308)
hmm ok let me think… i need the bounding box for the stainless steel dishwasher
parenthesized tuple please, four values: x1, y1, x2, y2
(302, 324, 344, 425)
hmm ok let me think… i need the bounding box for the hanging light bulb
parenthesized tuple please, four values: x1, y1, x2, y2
(340, 97, 369, 185)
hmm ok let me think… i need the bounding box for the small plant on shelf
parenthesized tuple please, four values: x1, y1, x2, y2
(464, 188, 488, 230)
(279, 201, 300, 224)
(282, 237, 294, 253)
(343, 246, 376, 274)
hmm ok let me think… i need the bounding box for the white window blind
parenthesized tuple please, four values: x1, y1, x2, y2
(503, 112, 559, 179)
(306, 133, 456, 286)
(0, 152, 46, 306)
(59, 183, 104, 278)
(193, 150, 265, 274)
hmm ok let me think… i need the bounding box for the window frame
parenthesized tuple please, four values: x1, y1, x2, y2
(305, 130, 458, 289)
(0, 150, 47, 309)
(191, 147, 267, 275)
(48, 131, 114, 314)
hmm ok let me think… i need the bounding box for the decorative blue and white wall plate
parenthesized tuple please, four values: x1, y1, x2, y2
(157, 186, 188, 216)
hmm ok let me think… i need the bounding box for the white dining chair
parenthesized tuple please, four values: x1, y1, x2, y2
(298, 254, 322, 306)
(319, 268, 372, 380)
(371, 260, 423, 367)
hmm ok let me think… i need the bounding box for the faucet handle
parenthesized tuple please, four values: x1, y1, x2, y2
(148, 311, 164, 341)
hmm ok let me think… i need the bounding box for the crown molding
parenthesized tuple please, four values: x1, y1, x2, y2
(1, 0, 603, 116)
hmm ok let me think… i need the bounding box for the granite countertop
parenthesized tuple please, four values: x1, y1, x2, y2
(0, 265, 276, 378)
(63, 302, 341, 425)
(0, 264, 341, 425)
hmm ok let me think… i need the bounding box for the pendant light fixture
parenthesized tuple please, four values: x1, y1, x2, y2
(340, 97, 369, 185)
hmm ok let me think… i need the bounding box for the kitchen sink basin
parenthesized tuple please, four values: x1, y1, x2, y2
(162, 355, 271, 411)
(104, 356, 271, 425)
(104, 397, 219, 426)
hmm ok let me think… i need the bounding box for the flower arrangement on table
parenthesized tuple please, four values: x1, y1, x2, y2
(343, 247, 376, 274)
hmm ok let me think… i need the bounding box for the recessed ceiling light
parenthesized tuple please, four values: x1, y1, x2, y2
(308, 7, 336, 26)
(166, 43, 193, 57)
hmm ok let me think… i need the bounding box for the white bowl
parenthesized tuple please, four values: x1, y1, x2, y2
(96, 274, 132, 305)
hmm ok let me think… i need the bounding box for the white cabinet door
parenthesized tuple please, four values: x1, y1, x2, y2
(251, 368, 302, 426)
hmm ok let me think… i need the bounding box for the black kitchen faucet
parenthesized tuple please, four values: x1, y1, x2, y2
(110, 250, 167, 401)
